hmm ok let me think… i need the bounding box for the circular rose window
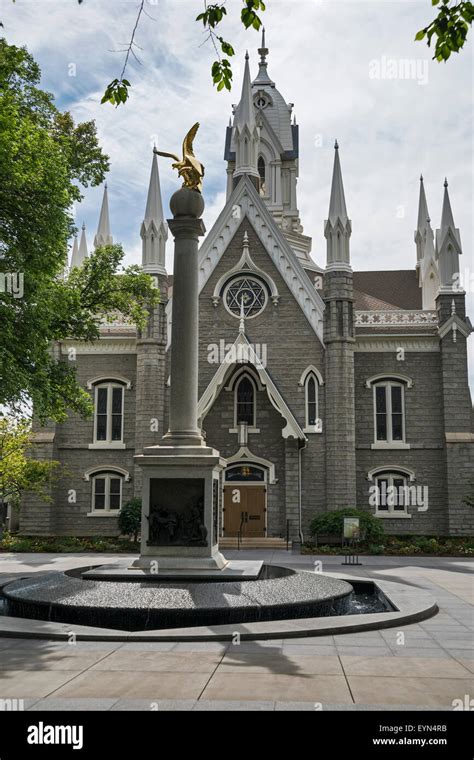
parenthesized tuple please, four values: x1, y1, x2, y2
(224, 276, 268, 319)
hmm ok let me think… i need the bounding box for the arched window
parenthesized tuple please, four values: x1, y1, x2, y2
(225, 464, 265, 482)
(373, 471, 409, 516)
(306, 375, 318, 426)
(236, 375, 256, 427)
(91, 472, 123, 512)
(258, 156, 266, 195)
(299, 369, 322, 433)
(93, 382, 124, 444)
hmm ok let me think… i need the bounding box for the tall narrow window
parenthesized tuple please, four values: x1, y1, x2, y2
(303, 372, 320, 431)
(374, 382, 405, 443)
(236, 376, 255, 426)
(306, 376, 317, 426)
(258, 156, 266, 195)
(94, 383, 124, 443)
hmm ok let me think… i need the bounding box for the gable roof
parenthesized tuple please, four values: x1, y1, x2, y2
(198, 175, 325, 344)
(198, 332, 306, 440)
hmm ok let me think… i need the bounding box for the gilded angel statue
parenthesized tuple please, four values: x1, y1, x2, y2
(154, 122, 205, 193)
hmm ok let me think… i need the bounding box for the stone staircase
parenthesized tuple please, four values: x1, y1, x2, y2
(219, 537, 290, 550)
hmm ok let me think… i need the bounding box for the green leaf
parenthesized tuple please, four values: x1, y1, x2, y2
(415, 30, 426, 41)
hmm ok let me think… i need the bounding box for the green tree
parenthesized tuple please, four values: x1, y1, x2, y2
(416, 0, 474, 61)
(0, 41, 159, 422)
(0, 417, 59, 511)
(118, 497, 142, 544)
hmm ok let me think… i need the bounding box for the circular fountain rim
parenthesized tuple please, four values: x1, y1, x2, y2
(0, 571, 438, 641)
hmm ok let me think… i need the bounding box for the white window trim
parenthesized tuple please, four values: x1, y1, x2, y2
(92, 382, 124, 445)
(88, 472, 123, 515)
(233, 373, 258, 432)
(372, 381, 409, 447)
(373, 472, 412, 518)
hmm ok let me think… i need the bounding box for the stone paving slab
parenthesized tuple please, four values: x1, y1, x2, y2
(219, 653, 344, 675)
(348, 675, 474, 707)
(50, 671, 211, 700)
(200, 672, 354, 703)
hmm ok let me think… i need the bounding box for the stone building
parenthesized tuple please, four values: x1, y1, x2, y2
(21, 36, 474, 541)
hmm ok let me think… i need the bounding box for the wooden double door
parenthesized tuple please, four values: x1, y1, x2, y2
(223, 485, 266, 537)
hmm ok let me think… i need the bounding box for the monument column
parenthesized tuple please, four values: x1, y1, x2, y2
(134, 129, 228, 572)
(164, 189, 204, 445)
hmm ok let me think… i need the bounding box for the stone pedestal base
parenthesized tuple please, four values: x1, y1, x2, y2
(133, 444, 227, 573)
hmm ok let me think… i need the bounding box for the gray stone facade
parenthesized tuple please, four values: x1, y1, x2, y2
(19, 43, 473, 541)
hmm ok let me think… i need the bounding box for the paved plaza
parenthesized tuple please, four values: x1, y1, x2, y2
(0, 551, 472, 711)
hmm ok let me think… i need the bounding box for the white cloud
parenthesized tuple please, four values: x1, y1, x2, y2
(2, 0, 472, 391)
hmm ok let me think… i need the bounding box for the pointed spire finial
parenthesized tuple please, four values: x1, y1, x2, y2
(245, 50, 249, 60)
(416, 172, 430, 241)
(141, 148, 168, 274)
(72, 224, 88, 268)
(444, 177, 448, 188)
(94, 184, 113, 248)
(327, 141, 347, 222)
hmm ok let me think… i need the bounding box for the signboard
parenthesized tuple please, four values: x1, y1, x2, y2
(343, 517, 360, 541)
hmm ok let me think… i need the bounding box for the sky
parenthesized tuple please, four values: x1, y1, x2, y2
(2, 0, 473, 389)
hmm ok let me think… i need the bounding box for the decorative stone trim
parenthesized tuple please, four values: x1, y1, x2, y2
(365, 373, 413, 389)
(298, 365, 324, 386)
(375, 513, 412, 519)
(88, 443, 126, 450)
(367, 465, 416, 482)
(61, 339, 136, 355)
(225, 446, 277, 484)
(445, 432, 474, 442)
(355, 337, 439, 352)
(371, 442, 411, 450)
(86, 375, 132, 390)
(356, 310, 438, 327)
(83, 465, 131, 482)
(86, 512, 121, 518)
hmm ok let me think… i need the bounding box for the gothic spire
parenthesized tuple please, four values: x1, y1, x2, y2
(145, 151, 165, 226)
(436, 178, 462, 291)
(141, 150, 168, 274)
(324, 141, 351, 270)
(254, 27, 273, 85)
(71, 223, 88, 268)
(70, 235, 79, 269)
(327, 140, 348, 224)
(94, 184, 113, 248)
(415, 174, 430, 265)
(234, 52, 257, 132)
(233, 52, 260, 180)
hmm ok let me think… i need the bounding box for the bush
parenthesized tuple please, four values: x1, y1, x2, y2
(118, 498, 142, 543)
(309, 508, 385, 544)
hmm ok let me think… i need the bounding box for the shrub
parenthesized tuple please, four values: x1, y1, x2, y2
(118, 498, 142, 543)
(309, 508, 384, 544)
